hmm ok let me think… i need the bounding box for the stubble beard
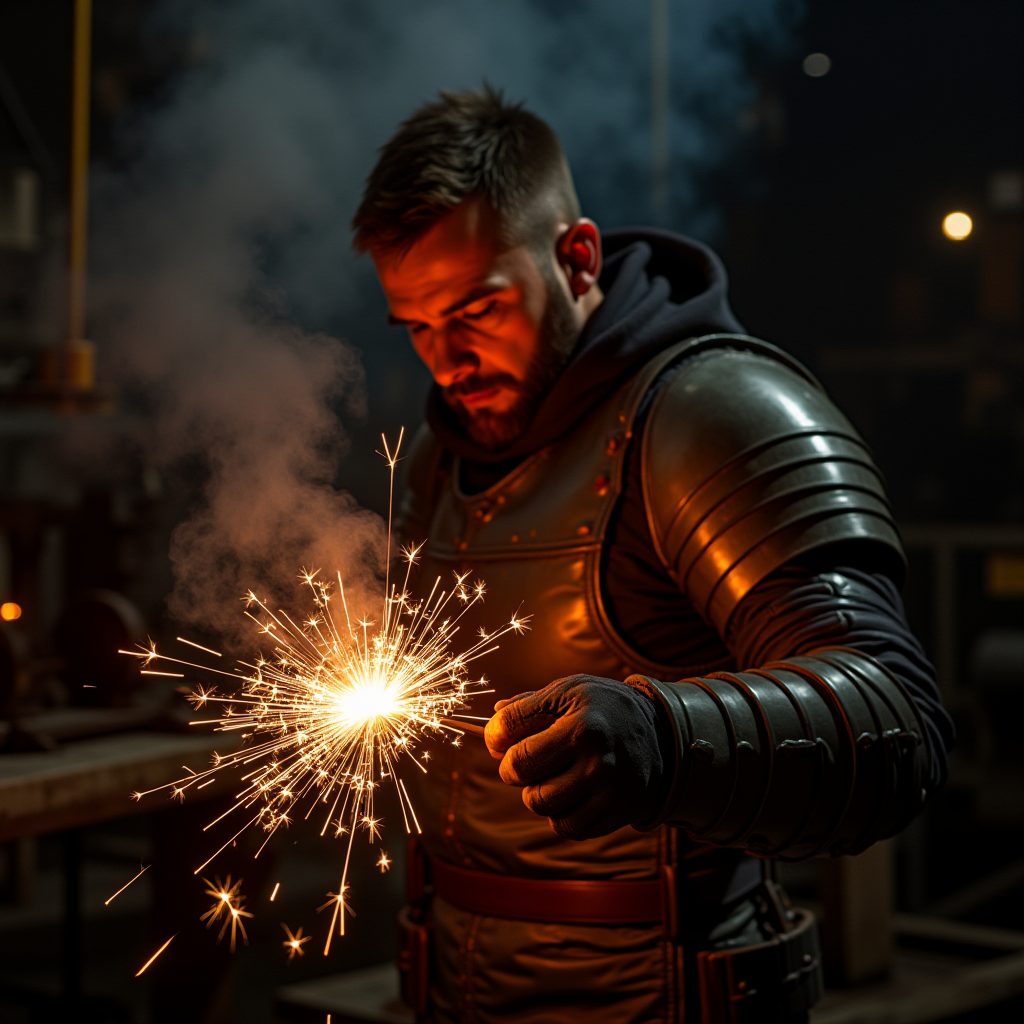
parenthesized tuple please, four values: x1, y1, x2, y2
(445, 275, 580, 451)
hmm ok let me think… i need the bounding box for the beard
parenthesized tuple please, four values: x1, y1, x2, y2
(444, 275, 580, 451)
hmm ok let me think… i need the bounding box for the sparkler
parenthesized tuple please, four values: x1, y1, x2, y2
(124, 429, 528, 954)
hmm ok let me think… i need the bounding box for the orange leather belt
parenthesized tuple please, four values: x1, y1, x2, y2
(431, 857, 675, 928)
(427, 853, 765, 940)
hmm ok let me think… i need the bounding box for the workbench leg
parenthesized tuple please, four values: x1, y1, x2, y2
(150, 798, 277, 1024)
(0, 838, 34, 906)
(62, 829, 83, 1002)
(819, 839, 894, 986)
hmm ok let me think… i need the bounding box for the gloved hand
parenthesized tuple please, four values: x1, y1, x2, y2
(484, 674, 671, 840)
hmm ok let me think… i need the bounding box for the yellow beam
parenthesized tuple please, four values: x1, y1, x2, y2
(68, 0, 91, 347)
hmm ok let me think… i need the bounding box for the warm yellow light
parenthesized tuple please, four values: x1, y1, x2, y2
(0, 602, 22, 621)
(943, 211, 973, 240)
(335, 676, 399, 727)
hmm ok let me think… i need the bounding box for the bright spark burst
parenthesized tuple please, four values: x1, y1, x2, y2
(281, 923, 311, 960)
(126, 429, 529, 950)
(376, 850, 391, 873)
(200, 875, 253, 952)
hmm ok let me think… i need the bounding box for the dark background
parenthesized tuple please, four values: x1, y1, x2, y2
(0, 1, 1021, 1021)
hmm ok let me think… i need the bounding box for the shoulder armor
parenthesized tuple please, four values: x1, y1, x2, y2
(396, 423, 448, 548)
(642, 346, 904, 635)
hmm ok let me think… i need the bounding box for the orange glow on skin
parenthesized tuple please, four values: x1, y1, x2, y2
(374, 199, 550, 421)
(374, 199, 602, 426)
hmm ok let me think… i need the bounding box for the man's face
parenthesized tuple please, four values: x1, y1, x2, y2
(374, 199, 580, 450)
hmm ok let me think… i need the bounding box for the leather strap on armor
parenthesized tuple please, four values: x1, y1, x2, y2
(628, 646, 932, 859)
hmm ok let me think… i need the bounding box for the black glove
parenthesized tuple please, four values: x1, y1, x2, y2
(483, 674, 670, 840)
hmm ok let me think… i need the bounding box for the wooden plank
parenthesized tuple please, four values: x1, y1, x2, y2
(0, 730, 239, 841)
(811, 950, 1024, 1024)
(275, 963, 413, 1024)
(893, 913, 1024, 954)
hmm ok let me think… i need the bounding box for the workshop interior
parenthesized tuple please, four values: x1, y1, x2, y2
(0, 1, 1021, 1023)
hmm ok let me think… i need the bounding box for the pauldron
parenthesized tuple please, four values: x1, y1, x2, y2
(641, 345, 905, 636)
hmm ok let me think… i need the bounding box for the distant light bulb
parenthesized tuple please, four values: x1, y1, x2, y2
(803, 53, 831, 77)
(0, 602, 22, 621)
(943, 211, 973, 240)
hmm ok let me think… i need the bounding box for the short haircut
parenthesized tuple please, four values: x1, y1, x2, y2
(352, 84, 581, 258)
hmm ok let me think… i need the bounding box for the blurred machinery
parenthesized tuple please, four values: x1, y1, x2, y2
(55, 589, 144, 707)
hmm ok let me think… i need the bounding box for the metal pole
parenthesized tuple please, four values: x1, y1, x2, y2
(651, 0, 670, 220)
(67, 0, 92, 362)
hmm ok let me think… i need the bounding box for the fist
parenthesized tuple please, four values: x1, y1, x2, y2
(484, 674, 669, 840)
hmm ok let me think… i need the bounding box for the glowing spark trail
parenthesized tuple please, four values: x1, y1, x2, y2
(177, 636, 223, 657)
(126, 429, 529, 950)
(136, 934, 176, 976)
(105, 863, 149, 906)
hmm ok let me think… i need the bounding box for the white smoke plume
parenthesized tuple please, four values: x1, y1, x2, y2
(88, 0, 801, 635)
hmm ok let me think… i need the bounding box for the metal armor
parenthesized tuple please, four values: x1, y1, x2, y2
(397, 334, 924, 1020)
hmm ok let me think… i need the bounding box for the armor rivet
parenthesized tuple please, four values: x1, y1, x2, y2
(447, 812, 455, 822)
(737, 981, 747, 992)
(594, 474, 609, 496)
(576, 522, 592, 537)
(474, 508, 484, 519)
(511, 534, 519, 543)
(451, 771, 459, 780)
(458, 541, 468, 551)
(606, 434, 622, 455)
(497, 495, 506, 504)
(445, 828, 453, 837)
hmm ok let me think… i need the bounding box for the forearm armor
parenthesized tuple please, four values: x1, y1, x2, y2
(628, 647, 931, 859)
(633, 340, 944, 858)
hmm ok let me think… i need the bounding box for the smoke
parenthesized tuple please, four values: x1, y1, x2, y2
(88, 0, 801, 635)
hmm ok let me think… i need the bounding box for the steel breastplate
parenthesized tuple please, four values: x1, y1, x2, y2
(405, 342, 698, 879)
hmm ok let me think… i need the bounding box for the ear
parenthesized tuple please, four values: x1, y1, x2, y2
(556, 219, 602, 299)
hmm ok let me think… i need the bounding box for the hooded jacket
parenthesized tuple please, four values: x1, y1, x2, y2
(401, 229, 952, 1023)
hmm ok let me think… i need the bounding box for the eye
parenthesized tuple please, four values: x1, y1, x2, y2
(463, 301, 498, 321)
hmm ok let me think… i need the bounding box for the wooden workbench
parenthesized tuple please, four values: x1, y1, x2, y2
(0, 730, 237, 842)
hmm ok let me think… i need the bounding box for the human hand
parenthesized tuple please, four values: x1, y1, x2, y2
(483, 674, 669, 840)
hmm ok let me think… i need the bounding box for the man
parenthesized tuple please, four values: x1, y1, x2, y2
(352, 86, 953, 1023)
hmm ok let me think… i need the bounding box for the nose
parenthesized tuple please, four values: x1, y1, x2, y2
(420, 326, 478, 389)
